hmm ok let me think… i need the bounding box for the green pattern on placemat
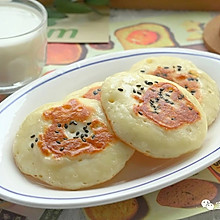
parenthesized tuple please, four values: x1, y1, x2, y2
(40, 209, 63, 220)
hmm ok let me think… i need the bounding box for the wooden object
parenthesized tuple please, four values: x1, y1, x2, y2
(110, 0, 220, 11)
(203, 15, 220, 54)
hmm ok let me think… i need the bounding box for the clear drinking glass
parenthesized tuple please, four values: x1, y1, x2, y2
(0, 0, 47, 94)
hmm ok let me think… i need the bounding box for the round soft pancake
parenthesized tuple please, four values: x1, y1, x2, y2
(129, 56, 220, 126)
(65, 82, 102, 101)
(101, 72, 207, 158)
(13, 98, 134, 190)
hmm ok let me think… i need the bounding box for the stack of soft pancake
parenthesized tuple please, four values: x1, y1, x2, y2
(13, 57, 220, 190)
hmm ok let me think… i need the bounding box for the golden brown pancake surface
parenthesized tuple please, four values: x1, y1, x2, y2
(38, 98, 112, 158)
(133, 82, 201, 129)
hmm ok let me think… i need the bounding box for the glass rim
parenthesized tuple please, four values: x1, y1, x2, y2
(0, 0, 47, 40)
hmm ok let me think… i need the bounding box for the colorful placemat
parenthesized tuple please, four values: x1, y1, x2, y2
(1, 9, 220, 220)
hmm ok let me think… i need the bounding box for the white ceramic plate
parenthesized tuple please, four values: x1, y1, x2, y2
(0, 48, 220, 209)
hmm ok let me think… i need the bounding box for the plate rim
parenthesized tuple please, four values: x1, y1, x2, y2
(0, 47, 220, 208)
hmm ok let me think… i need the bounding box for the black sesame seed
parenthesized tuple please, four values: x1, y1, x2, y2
(81, 138, 86, 142)
(60, 147, 64, 151)
(164, 66, 169, 69)
(76, 131, 80, 136)
(158, 93, 163, 98)
(84, 134, 88, 137)
(97, 88, 101, 91)
(85, 129, 89, 133)
(69, 120, 77, 125)
(154, 81, 158, 84)
(35, 138, 38, 142)
(138, 111, 143, 115)
(140, 69, 146, 73)
(64, 124, 68, 129)
(30, 134, 35, 138)
(190, 90, 196, 95)
(145, 81, 153, 85)
(63, 138, 68, 140)
(184, 85, 188, 89)
(137, 91, 142, 95)
(133, 89, 136, 93)
(55, 130, 59, 133)
(178, 94, 184, 100)
(187, 77, 195, 81)
(91, 134, 95, 139)
(118, 88, 123, 92)
(56, 141, 61, 144)
(93, 90, 98, 95)
(189, 107, 193, 110)
(140, 87, 144, 90)
(87, 122, 92, 125)
(31, 143, 34, 148)
(136, 84, 141, 87)
(57, 123, 61, 127)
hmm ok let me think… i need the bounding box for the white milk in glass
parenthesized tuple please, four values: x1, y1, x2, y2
(0, 1, 47, 93)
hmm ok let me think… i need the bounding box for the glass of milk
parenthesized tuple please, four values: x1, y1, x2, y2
(0, 0, 47, 94)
